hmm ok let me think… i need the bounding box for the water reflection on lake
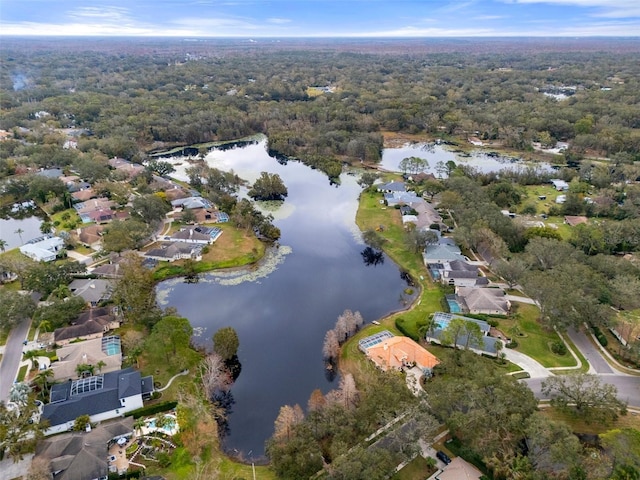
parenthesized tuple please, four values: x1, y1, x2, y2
(156, 138, 414, 460)
(380, 141, 553, 174)
(0, 215, 44, 250)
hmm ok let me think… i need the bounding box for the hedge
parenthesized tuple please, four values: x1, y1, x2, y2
(125, 401, 178, 419)
(395, 317, 419, 341)
(591, 325, 608, 347)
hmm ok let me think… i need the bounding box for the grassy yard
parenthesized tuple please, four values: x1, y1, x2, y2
(539, 406, 640, 435)
(392, 456, 436, 480)
(50, 208, 82, 231)
(497, 303, 578, 368)
(153, 224, 265, 281)
(355, 188, 444, 339)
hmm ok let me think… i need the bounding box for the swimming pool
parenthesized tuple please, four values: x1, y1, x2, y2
(146, 414, 178, 435)
(447, 299, 462, 313)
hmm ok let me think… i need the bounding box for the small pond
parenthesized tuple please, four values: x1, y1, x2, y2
(0, 214, 44, 251)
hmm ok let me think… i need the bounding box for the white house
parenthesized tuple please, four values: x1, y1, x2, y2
(19, 235, 64, 262)
(551, 179, 569, 191)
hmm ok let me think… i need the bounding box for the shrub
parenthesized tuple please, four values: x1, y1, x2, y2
(125, 401, 178, 419)
(506, 340, 518, 349)
(487, 319, 499, 328)
(591, 325, 608, 347)
(551, 340, 567, 356)
(395, 317, 418, 341)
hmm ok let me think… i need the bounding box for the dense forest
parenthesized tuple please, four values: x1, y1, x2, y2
(1, 37, 639, 480)
(1, 37, 639, 181)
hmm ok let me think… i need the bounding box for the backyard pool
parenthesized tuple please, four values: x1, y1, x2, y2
(447, 298, 463, 313)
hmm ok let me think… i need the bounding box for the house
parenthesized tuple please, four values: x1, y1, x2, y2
(145, 241, 203, 262)
(377, 181, 406, 193)
(564, 215, 588, 227)
(164, 226, 220, 244)
(80, 208, 115, 224)
(76, 224, 105, 247)
(52, 336, 123, 381)
(456, 287, 510, 315)
(409, 172, 437, 183)
(108, 157, 145, 178)
(35, 417, 134, 480)
(54, 307, 120, 345)
(427, 311, 503, 355)
(42, 367, 152, 435)
(74, 198, 115, 215)
(384, 191, 422, 207)
(423, 243, 466, 264)
(436, 457, 483, 480)
(555, 194, 566, 204)
(71, 188, 96, 202)
(68, 279, 113, 307)
(19, 235, 65, 262)
(362, 334, 440, 372)
(171, 196, 212, 210)
(551, 179, 569, 191)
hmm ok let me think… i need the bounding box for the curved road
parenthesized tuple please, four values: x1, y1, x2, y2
(525, 376, 640, 407)
(566, 327, 613, 374)
(0, 319, 31, 403)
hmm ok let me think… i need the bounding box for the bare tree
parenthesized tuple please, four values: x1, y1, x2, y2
(334, 315, 349, 343)
(307, 389, 327, 412)
(201, 353, 231, 400)
(27, 456, 51, 480)
(322, 329, 340, 361)
(326, 373, 359, 410)
(273, 404, 304, 442)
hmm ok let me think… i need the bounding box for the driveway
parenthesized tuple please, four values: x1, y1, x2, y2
(502, 348, 552, 378)
(566, 327, 613, 374)
(0, 318, 31, 403)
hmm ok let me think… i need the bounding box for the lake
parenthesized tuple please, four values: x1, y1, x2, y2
(0, 214, 44, 251)
(379, 141, 553, 175)
(156, 138, 415, 461)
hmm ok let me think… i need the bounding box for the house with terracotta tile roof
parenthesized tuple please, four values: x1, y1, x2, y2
(363, 335, 439, 372)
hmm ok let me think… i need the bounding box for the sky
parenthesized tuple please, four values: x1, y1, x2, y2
(1, 0, 639, 37)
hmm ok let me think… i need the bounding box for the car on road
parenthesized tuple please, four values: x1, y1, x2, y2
(436, 450, 451, 465)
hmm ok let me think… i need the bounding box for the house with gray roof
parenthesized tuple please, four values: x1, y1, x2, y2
(456, 286, 510, 315)
(171, 196, 212, 210)
(36, 417, 134, 480)
(42, 367, 153, 435)
(426, 312, 502, 356)
(54, 307, 120, 345)
(68, 278, 113, 307)
(423, 243, 466, 264)
(377, 181, 406, 193)
(145, 241, 203, 262)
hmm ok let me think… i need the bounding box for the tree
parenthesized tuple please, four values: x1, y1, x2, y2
(146, 159, 176, 177)
(23, 261, 85, 297)
(399, 156, 428, 175)
(322, 329, 340, 362)
(14, 228, 24, 244)
(212, 327, 239, 361)
(150, 315, 193, 360)
(440, 317, 466, 349)
(111, 253, 159, 324)
(462, 320, 484, 350)
(27, 456, 51, 480)
(494, 258, 528, 289)
(273, 404, 304, 442)
(357, 172, 378, 189)
(0, 238, 6, 252)
(0, 396, 45, 462)
(542, 374, 627, 423)
(600, 428, 640, 478)
(248, 171, 288, 201)
(33, 296, 86, 331)
(421, 179, 444, 200)
(131, 194, 170, 226)
(201, 353, 231, 400)
(0, 290, 37, 332)
(102, 219, 152, 252)
(73, 414, 91, 431)
(404, 227, 436, 254)
(75, 363, 95, 378)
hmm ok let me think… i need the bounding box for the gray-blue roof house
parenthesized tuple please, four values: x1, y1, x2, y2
(377, 181, 406, 193)
(422, 243, 466, 264)
(426, 312, 503, 356)
(42, 367, 154, 436)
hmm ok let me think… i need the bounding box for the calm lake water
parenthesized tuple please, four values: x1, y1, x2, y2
(156, 138, 415, 460)
(0, 215, 44, 250)
(379, 141, 553, 175)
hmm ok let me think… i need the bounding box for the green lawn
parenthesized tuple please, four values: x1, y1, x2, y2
(392, 456, 436, 480)
(498, 303, 578, 368)
(17, 364, 28, 382)
(50, 208, 82, 231)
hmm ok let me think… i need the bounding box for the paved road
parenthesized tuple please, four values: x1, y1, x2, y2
(0, 319, 31, 403)
(524, 375, 640, 407)
(566, 326, 613, 374)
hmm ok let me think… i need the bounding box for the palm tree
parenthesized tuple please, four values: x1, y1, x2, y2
(133, 417, 146, 437)
(0, 238, 7, 252)
(14, 228, 24, 245)
(33, 369, 54, 402)
(9, 382, 31, 406)
(38, 319, 52, 334)
(96, 360, 107, 373)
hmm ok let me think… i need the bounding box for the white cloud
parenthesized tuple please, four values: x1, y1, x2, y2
(506, 0, 640, 18)
(474, 15, 507, 20)
(267, 18, 291, 24)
